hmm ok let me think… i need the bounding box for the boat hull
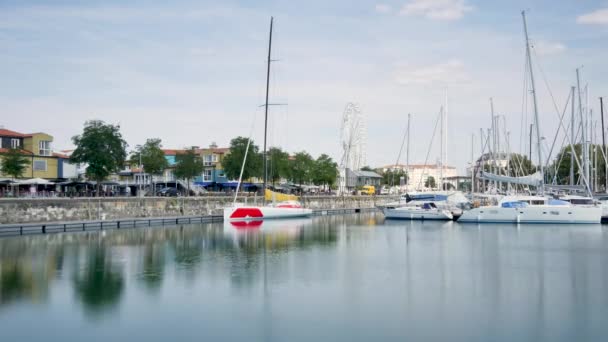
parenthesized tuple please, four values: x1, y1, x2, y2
(458, 205, 601, 224)
(224, 206, 313, 221)
(382, 207, 453, 220)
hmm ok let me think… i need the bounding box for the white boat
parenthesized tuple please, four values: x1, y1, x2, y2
(382, 202, 453, 220)
(593, 195, 608, 222)
(458, 196, 601, 224)
(224, 201, 313, 222)
(382, 191, 469, 219)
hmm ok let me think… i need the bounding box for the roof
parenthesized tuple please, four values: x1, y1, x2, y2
(0, 148, 34, 155)
(0, 128, 29, 138)
(53, 152, 69, 158)
(162, 149, 188, 156)
(353, 170, 382, 178)
(197, 147, 229, 154)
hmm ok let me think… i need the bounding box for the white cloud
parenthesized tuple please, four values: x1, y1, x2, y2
(393, 60, 470, 85)
(375, 4, 392, 14)
(577, 8, 608, 25)
(399, 0, 473, 20)
(533, 40, 566, 56)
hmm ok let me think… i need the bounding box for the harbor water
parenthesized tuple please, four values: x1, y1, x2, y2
(1, 213, 607, 341)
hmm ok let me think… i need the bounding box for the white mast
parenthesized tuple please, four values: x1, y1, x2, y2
(522, 11, 544, 194)
(439, 105, 444, 190)
(577, 68, 589, 193)
(406, 113, 411, 191)
(444, 87, 448, 191)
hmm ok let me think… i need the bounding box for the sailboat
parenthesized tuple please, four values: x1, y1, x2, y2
(458, 11, 601, 224)
(223, 17, 313, 222)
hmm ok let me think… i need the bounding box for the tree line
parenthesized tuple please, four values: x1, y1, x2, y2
(0, 121, 339, 196)
(221, 136, 339, 189)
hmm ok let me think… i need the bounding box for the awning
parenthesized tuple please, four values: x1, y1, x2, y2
(16, 178, 54, 185)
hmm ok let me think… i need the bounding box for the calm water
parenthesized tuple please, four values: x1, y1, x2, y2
(1, 213, 608, 341)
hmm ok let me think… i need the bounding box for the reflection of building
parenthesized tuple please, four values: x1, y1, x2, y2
(380, 163, 457, 190)
(0, 128, 71, 180)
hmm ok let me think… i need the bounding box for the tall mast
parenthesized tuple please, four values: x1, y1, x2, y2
(444, 87, 448, 191)
(439, 106, 443, 190)
(406, 113, 411, 191)
(576, 68, 589, 194)
(262, 16, 274, 203)
(490, 97, 497, 190)
(601, 96, 606, 192)
(471, 133, 475, 193)
(570, 86, 575, 186)
(522, 11, 544, 194)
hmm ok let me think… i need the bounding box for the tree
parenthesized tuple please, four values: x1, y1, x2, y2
(312, 154, 338, 189)
(222, 137, 262, 181)
(131, 138, 168, 194)
(552, 144, 605, 186)
(508, 153, 536, 176)
(267, 147, 290, 185)
(0, 148, 30, 179)
(425, 176, 436, 189)
(71, 120, 128, 196)
(381, 169, 408, 186)
(290, 151, 314, 185)
(174, 148, 204, 195)
(360, 165, 373, 171)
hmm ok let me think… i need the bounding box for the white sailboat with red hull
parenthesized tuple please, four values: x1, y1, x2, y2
(223, 17, 312, 222)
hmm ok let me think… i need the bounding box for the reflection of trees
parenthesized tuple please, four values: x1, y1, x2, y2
(0, 261, 34, 307)
(73, 247, 124, 315)
(141, 243, 164, 291)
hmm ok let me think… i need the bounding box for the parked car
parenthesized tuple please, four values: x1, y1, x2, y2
(157, 187, 179, 197)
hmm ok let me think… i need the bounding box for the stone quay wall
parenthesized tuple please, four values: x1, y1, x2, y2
(0, 196, 397, 224)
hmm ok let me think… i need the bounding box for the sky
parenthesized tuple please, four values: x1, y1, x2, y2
(1, 0, 608, 174)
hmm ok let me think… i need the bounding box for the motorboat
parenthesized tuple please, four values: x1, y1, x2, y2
(458, 195, 601, 224)
(382, 191, 469, 219)
(382, 202, 454, 220)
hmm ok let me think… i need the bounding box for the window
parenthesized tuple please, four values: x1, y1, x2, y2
(33, 160, 47, 171)
(203, 155, 213, 166)
(203, 169, 212, 182)
(39, 141, 51, 156)
(212, 154, 218, 162)
(11, 139, 20, 148)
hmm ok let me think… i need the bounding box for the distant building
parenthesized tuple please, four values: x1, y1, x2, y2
(344, 168, 382, 191)
(197, 143, 230, 184)
(380, 163, 457, 190)
(0, 128, 70, 180)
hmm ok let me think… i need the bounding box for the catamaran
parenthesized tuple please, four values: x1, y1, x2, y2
(458, 12, 602, 224)
(223, 17, 313, 222)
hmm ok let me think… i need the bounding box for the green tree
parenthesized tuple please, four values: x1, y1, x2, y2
(552, 144, 605, 186)
(360, 165, 373, 171)
(71, 120, 128, 196)
(311, 154, 338, 188)
(131, 138, 168, 194)
(174, 148, 204, 195)
(268, 147, 290, 185)
(290, 151, 314, 185)
(425, 176, 436, 188)
(508, 153, 536, 176)
(0, 148, 30, 179)
(381, 169, 408, 186)
(222, 137, 262, 181)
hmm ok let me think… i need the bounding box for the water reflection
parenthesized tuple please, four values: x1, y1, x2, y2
(72, 246, 124, 315)
(0, 214, 606, 341)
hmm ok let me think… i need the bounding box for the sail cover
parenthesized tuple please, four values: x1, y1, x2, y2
(479, 171, 542, 186)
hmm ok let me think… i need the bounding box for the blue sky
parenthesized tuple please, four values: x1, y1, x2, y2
(1, 0, 608, 172)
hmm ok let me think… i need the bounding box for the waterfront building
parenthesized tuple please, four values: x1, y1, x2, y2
(197, 143, 229, 184)
(380, 163, 458, 190)
(0, 128, 70, 180)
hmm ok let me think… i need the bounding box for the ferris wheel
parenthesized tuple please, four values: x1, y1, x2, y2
(339, 102, 367, 171)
